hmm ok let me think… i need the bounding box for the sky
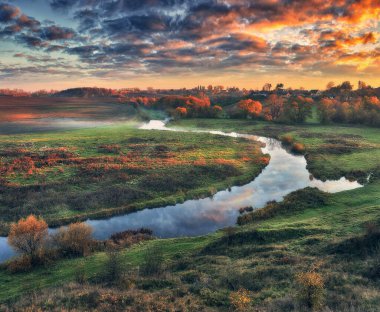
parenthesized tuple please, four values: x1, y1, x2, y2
(0, 0, 379, 91)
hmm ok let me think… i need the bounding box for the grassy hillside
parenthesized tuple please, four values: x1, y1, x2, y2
(1, 119, 379, 311)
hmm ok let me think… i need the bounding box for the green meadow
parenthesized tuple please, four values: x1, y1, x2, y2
(1, 119, 379, 311)
(0, 121, 266, 235)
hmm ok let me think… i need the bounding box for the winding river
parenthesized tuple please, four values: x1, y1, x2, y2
(0, 120, 362, 262)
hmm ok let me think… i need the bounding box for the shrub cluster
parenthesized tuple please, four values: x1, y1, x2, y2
(238, 188, 329, 225)
(6, 215, 154, 273)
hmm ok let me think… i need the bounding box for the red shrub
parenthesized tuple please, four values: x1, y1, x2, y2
(291, 143, 306, 154)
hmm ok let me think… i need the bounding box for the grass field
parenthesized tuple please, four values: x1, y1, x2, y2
(0, 121, 266, 235)
(170, 119, 380, 182)
(0, 119, 379, 311)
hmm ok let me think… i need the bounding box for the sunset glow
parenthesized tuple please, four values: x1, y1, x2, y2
(0, 0, 379, 90)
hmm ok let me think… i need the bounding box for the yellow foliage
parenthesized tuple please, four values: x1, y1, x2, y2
(229, 288, 252, 311)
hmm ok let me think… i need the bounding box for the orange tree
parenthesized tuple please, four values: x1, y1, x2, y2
(174, 106, 188, 118)
(237, 99, 262, 118)
(8, 215, 48, 264)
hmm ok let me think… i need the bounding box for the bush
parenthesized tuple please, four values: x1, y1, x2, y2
(8, 215, 48, 265)
(97, 144, 121, 154)
(75, 260, 87, 284)
(7, 255, 32, 273)
(280, 134, 294, 145)
(140, 245, 164, 276)
(104, 247, 125, 284)
(238, 206, 253, 214)
(109, 228, 153, 247)
(296, 271, 324, 311)
(229, 288, 252, 311)
(238, 188, 328, 225)
(54, 222, 93, 257)
(291, 143, 306, 154)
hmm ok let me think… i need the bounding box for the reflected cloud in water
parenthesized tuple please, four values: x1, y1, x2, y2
(86, 120, 362, 240)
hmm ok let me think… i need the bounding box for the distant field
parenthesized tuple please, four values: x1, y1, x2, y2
(0, 96, 134, 122)
(0, 96, 142, 134)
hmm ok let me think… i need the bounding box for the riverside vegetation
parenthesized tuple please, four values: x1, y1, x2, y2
(0, 117, 379, 311)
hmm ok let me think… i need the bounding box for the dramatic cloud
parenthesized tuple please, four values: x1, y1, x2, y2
(0, 3, 20, 23)
(0, 0, 379, 88)
(40, 25, 75, 40)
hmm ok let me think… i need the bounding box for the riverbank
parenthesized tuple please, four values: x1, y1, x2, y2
(1, 119, 379, 310)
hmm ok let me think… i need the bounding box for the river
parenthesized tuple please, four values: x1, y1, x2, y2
(0, 120, 362, 262)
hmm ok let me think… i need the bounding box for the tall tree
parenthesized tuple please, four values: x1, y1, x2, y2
(265, 94, 284, 120)
(284, 96, 313, 123)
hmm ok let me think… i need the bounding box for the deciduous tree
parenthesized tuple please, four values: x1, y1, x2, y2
(284, 96, 313, 123)
(318, 98, 336, 123)
(212, 105, 223, 117)
(8, 215, 48, 264)
(264, 94, 284, 120)
(237, 99, 262, 118)
(175, 106, 187, 118)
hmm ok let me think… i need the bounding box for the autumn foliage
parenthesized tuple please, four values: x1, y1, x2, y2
(317, 95, 380, 126)
(54, 222, 93, 257)
(175, 106, 188, 117)
(229, 288, 252, 311)
(263, 94, 284, 120)
(284, 96, 314, 123)
(296, 270, 325, 310)
(156, 95, 212, 117)
(237, 99, 263, 118)
(8, 215, 48, 264)
(291, 143, 306, 154)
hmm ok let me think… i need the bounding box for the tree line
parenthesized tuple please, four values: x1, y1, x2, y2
(162, 83, 380, 126)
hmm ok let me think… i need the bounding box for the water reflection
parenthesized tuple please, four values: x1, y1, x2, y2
(86, 120, 361, 240)
(0, 120, 363, 262)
